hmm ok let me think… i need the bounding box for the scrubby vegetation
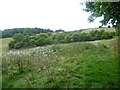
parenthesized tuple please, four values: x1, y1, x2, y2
(1, 28, 53, 38)
(2, 39, 119, 88)
(1, 28, 65, 38)
(8, 29, 116, 49)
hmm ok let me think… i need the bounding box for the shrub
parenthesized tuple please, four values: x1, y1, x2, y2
(46, 37, 54, 45)
(30, 39, 36, 47)
(22, 35, 30, 45)
(9, 41, 16, 49)
(72, 34, 79, 42)
(14, 42, 23, 49)
(23, 28, 33, 35)
(38, 33, 48, 38)
(13, 33, 24, 42)
(36, 38, 46, 46)
(8, 29, 116, 49)
(64, 36, 72, 43)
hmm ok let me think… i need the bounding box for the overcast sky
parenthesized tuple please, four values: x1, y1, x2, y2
(0, 0, 106, 31)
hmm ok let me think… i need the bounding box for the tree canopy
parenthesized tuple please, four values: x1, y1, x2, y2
(1, 28, 53, 38)
(9, 29, 115, 49)
(83, 2, 120, 27)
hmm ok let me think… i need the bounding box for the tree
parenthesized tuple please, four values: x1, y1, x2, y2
(22, 35, 30, 47)
(46, 37, 54, 45)
(13, 33, 24, 42)
(55, 29, 64, 33)
(64, 35, 72, 43)
(72, 34, 80, 42)
(14, 42, 23, 49)
(1, 28, 54, 38)
(23, 28, 33, 35)
(9, 41, 16, 49)
(36, 37, 46, 46)
(30, 39, 36, 47)
(38, 33, 48, 38)
(82, 2, 120, 33)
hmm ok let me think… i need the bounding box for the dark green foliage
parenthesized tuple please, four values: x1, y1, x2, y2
(9, 30, 116, 49)
(53, 33, 65, 43)
(64, 35, 72, 43)
(36, 38, 46, 46)
(72, 34, 80, 42)
(29, 39, 36, 47)
(46, 37, 54, 45)
(116, 24, 120, 36)
(37, 33, 48, 38)
(14, 42, 23, 49)
(13, 33, 24, 42)
(22, 35, 30, 43)
(83, 2, 120, 26)
(23, 28, 33, 35)
(1, 28, 53, 38)
(55, 29, 64, 33)
(9, 41, 16, 49)
(82, 2, 120, 35)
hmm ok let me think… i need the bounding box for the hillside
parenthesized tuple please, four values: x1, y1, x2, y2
(81, 27, 115, 33)
(2, 37, 119, 88)
(0, 38, 13, 52)
(1, 27, 118, 88)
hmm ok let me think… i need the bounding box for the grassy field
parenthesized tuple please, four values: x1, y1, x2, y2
(2, 37, 119, 88)
(0, 38, 13, 52)
(81, 27, 116, 33)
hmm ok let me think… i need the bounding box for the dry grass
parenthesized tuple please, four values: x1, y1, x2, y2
(0, 38, 13, 52)
(82, 28, 116, 33)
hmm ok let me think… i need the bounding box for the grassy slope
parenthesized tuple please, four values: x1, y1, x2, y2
(2, 38, 118, 88)
(81, 27, 115, 33)
(1, 29, 118, 88)
(0, 38, 13, 52)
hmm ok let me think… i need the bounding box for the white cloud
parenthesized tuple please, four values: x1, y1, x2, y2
(0, 0, 103, 31)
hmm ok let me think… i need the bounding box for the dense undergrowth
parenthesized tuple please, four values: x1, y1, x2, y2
(2, 39, 118, 88)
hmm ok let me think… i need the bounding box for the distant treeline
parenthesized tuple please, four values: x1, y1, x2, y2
(0, 28, 65, 38)
(9, 30, 116, 49)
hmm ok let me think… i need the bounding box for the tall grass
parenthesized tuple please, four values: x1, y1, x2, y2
(0, 38, 13, 52)
(82, 28, 116, 33)
(2, 40, 118, 88)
